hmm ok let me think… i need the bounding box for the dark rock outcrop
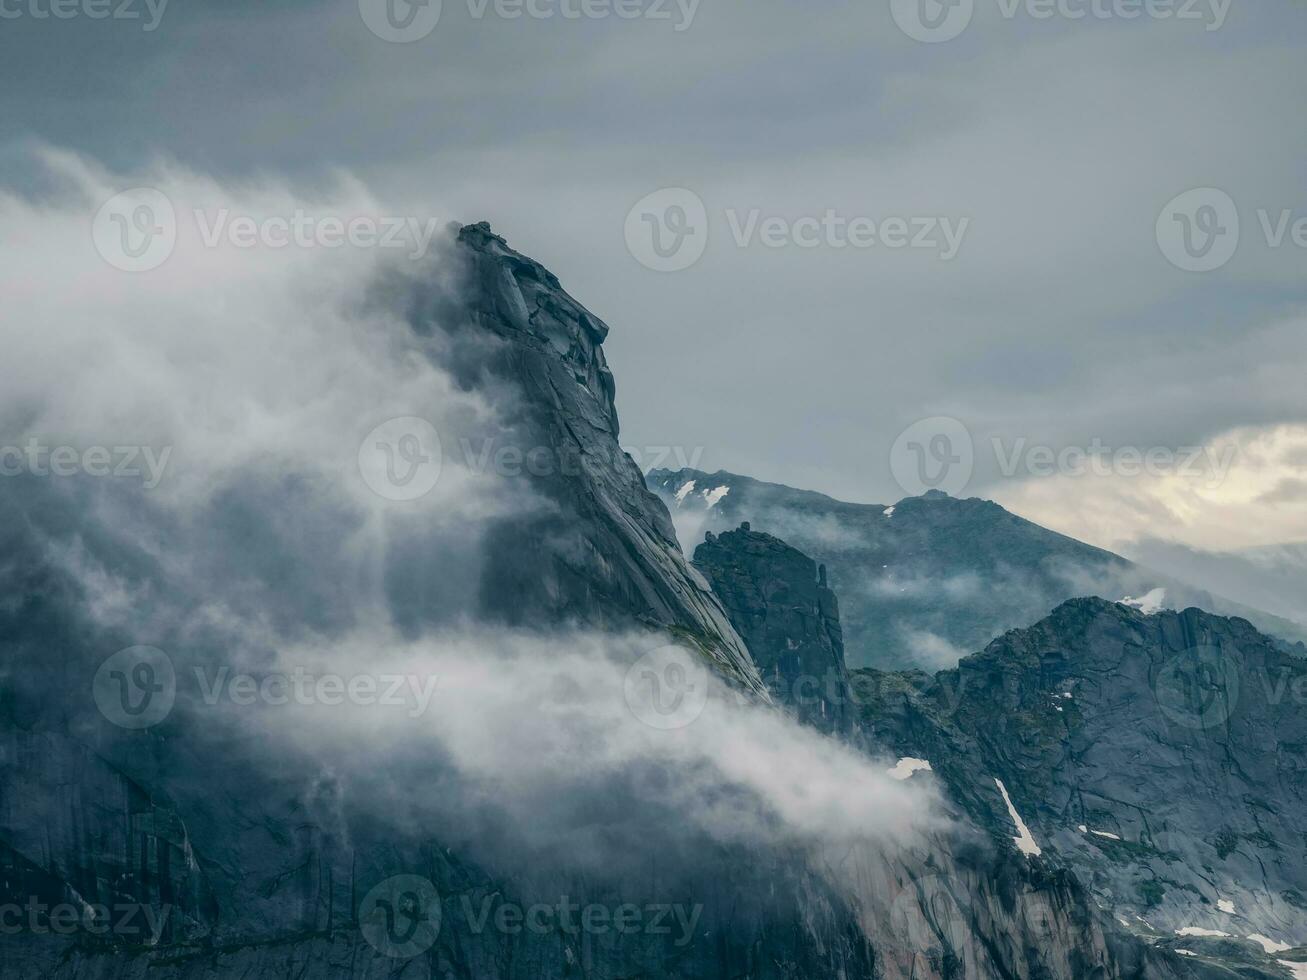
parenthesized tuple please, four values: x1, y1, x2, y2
(692, 524, 851, 734)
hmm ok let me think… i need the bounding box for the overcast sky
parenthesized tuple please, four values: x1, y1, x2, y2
(2, 0, 1305, 553)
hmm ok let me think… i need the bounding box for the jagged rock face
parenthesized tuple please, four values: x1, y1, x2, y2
(444, 225, 764, 692)
(841, 828, 1203, 980)
(854, 598, 1307, 974)
(649, 468, 1307, 669)
(692, 524, 851, 734)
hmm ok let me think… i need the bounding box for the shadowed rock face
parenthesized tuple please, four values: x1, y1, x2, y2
(692, 524, 851, 734)
(854, 597, 1307, 972)
(446, 224, 765, 693)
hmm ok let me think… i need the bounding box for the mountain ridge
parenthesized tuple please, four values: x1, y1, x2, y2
(650, 466, 1307, 666)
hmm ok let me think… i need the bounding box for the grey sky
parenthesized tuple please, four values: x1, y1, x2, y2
(2, 0, 1305, 549)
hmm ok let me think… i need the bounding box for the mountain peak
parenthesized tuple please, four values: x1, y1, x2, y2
(458, 219, 501, 241)
(445, 229, 766, 693)
(693, 522, 851, 734)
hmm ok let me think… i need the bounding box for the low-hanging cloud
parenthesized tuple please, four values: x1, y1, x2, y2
(0, 150, 938, 929)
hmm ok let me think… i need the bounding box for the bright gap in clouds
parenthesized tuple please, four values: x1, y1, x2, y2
(990, 424, 1307, 554)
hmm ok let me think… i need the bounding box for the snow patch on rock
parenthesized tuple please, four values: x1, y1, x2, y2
(1121, 588, 1167, 614)
(1247, 934, 1291, 954)
(887, 757, 933, 781)
(702, 486, 730, 508)
(995, 778, 1041, 857)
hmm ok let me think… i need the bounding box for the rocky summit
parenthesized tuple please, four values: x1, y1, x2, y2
(692, 523, 852, 734)
(452, 224, 765, 694)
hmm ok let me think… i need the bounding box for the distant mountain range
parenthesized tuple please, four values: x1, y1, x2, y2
(649, 467, 1307, 669)
(1127, 539, 1307, 631)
